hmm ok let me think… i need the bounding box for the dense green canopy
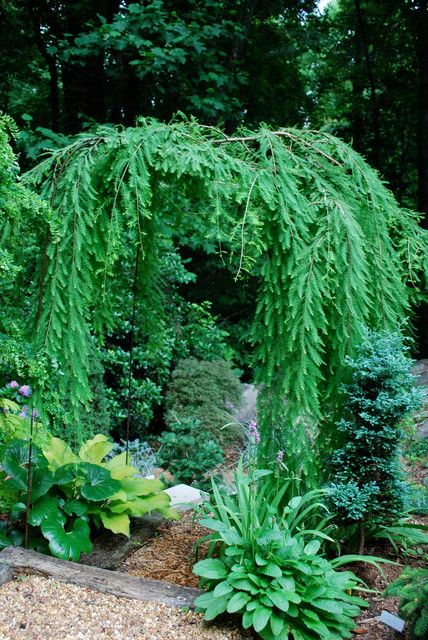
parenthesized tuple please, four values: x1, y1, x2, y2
(24, 118, 426, 473)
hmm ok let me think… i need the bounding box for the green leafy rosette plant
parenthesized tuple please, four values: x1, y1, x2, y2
(0, 434, 177, 560)
(192, 462, 385, 640)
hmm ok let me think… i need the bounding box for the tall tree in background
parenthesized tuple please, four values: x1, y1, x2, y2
(0, 1, 315, 132)
(415, 0, 428, 222)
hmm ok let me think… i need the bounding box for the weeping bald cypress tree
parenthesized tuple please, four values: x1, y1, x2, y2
(23, 118, 426, 476)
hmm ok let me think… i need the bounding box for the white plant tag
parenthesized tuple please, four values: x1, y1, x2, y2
(379, 610, 405, 632)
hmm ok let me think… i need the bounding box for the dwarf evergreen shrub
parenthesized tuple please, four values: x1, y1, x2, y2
(329, 331, 423, 549)
(165, 358, 242, 443)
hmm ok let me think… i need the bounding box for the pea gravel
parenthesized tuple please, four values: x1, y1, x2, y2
(0, 575, 252, 640)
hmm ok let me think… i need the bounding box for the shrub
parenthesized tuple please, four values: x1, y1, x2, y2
(107, 439, 157, 477)
(156, 417, 224, 490)
(329, 331, 423, 551)
(0, 434, 177, 560)
(193, 462, 378, 640)
(385, 567, 428, 639)
(165, 358, 242, 443)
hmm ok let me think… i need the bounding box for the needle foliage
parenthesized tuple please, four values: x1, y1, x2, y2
(22, 117, 426, 468)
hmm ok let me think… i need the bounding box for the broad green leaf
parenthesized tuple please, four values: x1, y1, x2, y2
(61, 499, 87, 516)
(213, 581, 233, 597)
(255, 553, 268, 566)
(198, 518, 229, 532)
(193, 558, 228, 580)
(194, 592, 216, 609)
(55, 463, 79, 485)
(43, 437, 78, 470)
(220, 528, 244, 546)
(253, 604, 271, 632)
(104, 452, 139, 479)
(204, 596, 229, 621)
(311, 598, 344, 614)
(242, 610, 254, 629)
(41, 516, 92, 561)
(119, 476, 164, 497)
(303, 540, 321, 555)
(29, 495, 62, 526)
(288, 496, 302, 509)
(226, 591, 251, 613)
(80, 464, 120, 501)
(270, 611, 285, 636)
(100, 510, 130, 536)
(260, 562, 282, 578)
(1, 440, 46, 490)
(277, 576, 296, 592)
(79, 435, 114, 464)
(228, 576, 254, 591)
(267, 589, 290, 612)
(224, 546, 241, 556)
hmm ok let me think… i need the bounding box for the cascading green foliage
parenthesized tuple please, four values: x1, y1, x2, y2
(23, 118, 426, 466)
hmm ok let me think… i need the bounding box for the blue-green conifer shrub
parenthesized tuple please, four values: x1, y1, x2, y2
(329, 331, 423, 549)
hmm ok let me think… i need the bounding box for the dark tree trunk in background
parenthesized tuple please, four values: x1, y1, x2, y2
(354, 0, 381, 170)
(26, 1, 60, 131)
(417, 0, 428, 225)
(60, 2, 108, 132)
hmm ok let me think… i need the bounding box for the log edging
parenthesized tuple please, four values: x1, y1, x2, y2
(0, 547, 202, 608)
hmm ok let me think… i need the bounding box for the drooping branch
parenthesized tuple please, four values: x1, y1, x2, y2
(23, 120, 426, 468)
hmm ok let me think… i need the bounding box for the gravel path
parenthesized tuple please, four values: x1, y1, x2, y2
(0, 576, 251, 640)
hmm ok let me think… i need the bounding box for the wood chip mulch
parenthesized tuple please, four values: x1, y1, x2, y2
(122, 512, 210, 588)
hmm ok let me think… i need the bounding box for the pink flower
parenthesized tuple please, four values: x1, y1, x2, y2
(7, 381, 19, 389)
(248, 420, 260, 444)
(18, 385, 32, 398)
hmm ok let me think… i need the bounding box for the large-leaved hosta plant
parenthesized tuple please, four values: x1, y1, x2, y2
(0, 434, 176, 560)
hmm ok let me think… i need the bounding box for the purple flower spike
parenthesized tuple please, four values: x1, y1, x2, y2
(18, 411, 27, 418)
(31, 409, 39, 419)
(248, 420, 260, 444)
(18, 385, 32, 398)
(8, 381, 19, 389)
(276, 450, 284, 463)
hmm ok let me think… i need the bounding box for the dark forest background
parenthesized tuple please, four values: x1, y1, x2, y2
(2, 0, 427, 218)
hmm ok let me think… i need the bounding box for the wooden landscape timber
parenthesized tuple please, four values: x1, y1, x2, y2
(0, 546, 202, 608)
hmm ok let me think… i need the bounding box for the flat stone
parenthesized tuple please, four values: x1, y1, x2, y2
(165, 484, 207, 510)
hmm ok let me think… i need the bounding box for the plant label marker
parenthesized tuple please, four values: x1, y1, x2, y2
(379, 611, 405, 632)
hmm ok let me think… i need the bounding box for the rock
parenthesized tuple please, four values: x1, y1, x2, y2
(415, 370, 428, 386)
(0, 562, 12, 586)
(165, 485, 207, 511)
(233, 383, 259, 424)
(413, 359, 428, 375)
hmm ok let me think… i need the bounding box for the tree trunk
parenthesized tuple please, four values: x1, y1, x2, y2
(26, 2, 60, 131)
(354, 0, 381, 170)
(417, 0, 428, 225)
